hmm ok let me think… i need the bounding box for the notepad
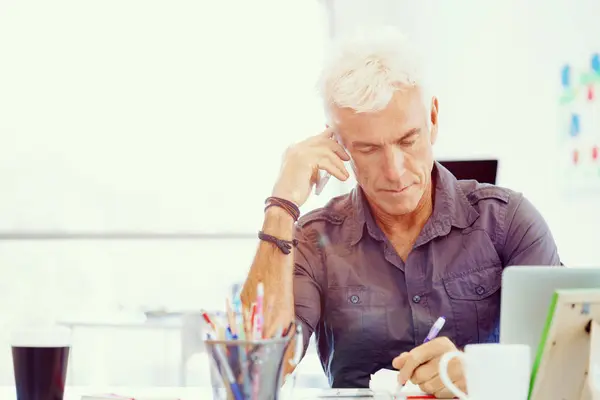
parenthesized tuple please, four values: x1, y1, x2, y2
(370, 368, 433, 398)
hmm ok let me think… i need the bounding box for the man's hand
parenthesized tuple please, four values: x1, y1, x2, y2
(392, 337, 466, 399)
(271, 128, 350, 207)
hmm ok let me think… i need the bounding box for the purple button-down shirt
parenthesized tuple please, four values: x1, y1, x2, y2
(293, 162, 561, 388)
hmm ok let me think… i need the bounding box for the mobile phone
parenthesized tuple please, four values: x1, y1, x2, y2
(315, 169, 332, 195)
(315, 132, 343, 195)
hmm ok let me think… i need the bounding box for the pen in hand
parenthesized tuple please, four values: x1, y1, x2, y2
(396, 316, 447, 394)
(423, 316, 446, 343)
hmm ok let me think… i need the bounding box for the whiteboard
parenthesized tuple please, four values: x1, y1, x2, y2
(0, 0, 328, 233)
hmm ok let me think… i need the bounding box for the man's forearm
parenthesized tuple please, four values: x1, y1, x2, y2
(241, 207, 296, 336)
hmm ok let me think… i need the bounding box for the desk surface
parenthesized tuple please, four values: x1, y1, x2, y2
(0, 387, 207, 399)
(0, 386, 346, 399)
(0, 386, 423, 399)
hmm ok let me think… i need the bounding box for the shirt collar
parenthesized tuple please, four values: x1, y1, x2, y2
(348, 161, 479, 246)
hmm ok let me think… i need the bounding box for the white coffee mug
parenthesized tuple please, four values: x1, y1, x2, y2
(438, 343, 530, 400)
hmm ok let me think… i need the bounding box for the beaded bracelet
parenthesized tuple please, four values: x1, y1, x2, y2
(264, 196, 300, 222)
(258, 231, 298, 255)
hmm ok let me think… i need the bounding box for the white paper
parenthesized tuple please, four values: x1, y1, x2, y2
(369, 368, 428, 397)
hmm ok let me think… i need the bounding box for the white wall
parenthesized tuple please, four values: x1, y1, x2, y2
(329, 0, 600, 267)
(0, 0, 332, 387)
(0, 0, 328, 233)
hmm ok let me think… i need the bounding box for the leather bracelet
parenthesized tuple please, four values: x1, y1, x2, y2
(264, 196, 300, 222)
(258, 231, 298, 255)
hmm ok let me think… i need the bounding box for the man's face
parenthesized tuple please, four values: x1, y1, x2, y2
(332, 87, 439, 216)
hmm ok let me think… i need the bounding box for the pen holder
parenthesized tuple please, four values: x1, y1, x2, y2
(204, 325, 303, 400)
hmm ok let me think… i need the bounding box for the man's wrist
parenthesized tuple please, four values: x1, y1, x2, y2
(264, 205, 296, 224)
(261, 206, 295, 244)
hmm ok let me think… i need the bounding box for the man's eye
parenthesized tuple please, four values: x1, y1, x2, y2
(401, 139, 417, 146)
(358, 147, 376, 154)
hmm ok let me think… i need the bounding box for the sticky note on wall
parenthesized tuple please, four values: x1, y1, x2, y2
(570, 113, 581, 137)
(562, 65, 571, 87)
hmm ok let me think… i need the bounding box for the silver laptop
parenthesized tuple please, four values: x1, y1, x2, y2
(500, 266, 600, 364)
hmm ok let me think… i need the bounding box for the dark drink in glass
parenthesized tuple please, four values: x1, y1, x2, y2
(11, 327, 71, 400)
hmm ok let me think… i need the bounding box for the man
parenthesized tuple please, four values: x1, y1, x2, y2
(241, 26, 561, 398)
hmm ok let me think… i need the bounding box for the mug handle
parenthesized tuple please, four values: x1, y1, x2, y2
(439, 351, 468, 400)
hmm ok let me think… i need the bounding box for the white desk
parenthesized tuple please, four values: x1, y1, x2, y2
(0, 386, 346, 399)
(0, 387, 208, 399)
(4, 385, 519, 399)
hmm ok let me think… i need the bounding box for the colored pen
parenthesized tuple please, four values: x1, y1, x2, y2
(251, 283, 265, 399)
(253, 282, 264, 340)
(226, 297, 236, 336)
(395, 317, 447, 395)
(249, 303, 256, 329)
(207, 334, 243, 400)
(232, 293, 246, 340)
(225, 327, 235, 340)
(201, 310, 217, 336)
(245, 305, 253, 340)
(424, 316, 446, 343)
(230, 293, 250, 395)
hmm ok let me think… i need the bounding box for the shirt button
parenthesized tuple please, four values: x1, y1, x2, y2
(412, 295, 421, 304)
(350, 295, 360, 304)
(475, 286, 485, 295)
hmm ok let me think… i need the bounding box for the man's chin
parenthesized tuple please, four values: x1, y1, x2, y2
(385, 204, 419, 216)
(375, 198, 420, 216)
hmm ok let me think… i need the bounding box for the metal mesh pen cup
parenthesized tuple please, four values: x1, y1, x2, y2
(204, 325, 302, 400)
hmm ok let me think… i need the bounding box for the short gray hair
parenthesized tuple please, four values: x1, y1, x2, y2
(318, 26, 430, 120)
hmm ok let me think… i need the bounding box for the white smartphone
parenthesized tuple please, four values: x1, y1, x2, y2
(315, 132, 344, 195)
(315, 168, 332, 195)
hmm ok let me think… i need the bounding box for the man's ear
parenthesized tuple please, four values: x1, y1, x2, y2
(430, 96, 439, 145)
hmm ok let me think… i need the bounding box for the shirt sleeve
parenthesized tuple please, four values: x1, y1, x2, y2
(293, 225, 323, 356)
(501, 194, 562, 266)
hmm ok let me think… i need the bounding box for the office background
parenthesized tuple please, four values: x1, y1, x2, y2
(0, 0, 599, 387)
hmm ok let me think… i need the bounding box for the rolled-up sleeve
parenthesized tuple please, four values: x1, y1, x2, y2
(501, 194, 562, 266)
(293, 226, 323, 356)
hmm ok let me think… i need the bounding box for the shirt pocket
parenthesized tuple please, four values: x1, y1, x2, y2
(325, 286, 389, 342)
(442, 264, 502, 346)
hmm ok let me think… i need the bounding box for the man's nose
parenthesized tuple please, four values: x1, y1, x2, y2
(382, 146, 406, 181)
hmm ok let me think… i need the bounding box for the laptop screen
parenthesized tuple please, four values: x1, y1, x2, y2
(438, 159, 499, 184)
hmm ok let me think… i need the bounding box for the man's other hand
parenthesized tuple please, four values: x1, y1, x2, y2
(392, 337, 466, 399)
(271, 128, 350, 208)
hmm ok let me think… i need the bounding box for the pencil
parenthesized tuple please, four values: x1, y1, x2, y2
(207, 334, 243, 400)
(253, 282, 264, 340)
(249, 303, 257, 338)
(226, 297, 236, 336)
